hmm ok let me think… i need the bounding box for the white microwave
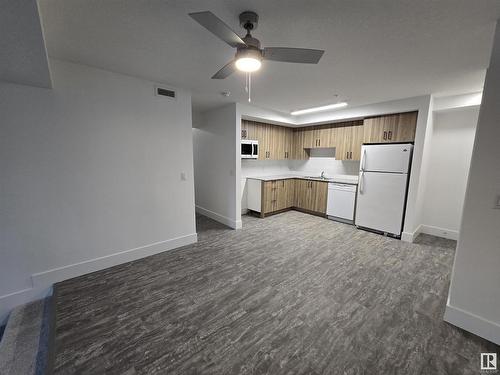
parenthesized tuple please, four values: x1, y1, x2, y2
(241, 140, 259, 159)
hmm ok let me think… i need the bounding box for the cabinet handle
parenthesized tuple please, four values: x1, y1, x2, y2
(349, 151, 352, 159)
(319, 139, 320, 147)
(383, 131, 387, 140)
(346, 151, 348, 159)
(388, 131, 392, 140)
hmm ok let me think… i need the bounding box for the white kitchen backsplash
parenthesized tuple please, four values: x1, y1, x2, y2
(241, 148, 359, 179)
(290, 156, 359, 177)
(241, 159, 291, 178)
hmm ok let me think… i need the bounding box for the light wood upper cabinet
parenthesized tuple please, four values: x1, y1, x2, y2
(363, 111, 417, 144)
(243, 112, 416, 162)
(335, 121, 364, 161)
(393, 112, 418, 142)
(292, 129, 309, 160)
(283, 127, 293, 160)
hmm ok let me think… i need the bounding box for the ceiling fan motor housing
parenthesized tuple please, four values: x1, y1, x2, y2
(239, 11, 259, 31)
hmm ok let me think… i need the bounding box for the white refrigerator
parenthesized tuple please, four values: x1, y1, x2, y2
(355, 143, 413, 237)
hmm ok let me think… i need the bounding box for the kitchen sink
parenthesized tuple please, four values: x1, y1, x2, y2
(305, 176, 330, 180)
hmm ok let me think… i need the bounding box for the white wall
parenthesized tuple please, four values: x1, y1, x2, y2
(444, 22, 500, 345)
(193, 103, 241, 229)
(420, 107, 479, 239)
(0, 60, 197, 322)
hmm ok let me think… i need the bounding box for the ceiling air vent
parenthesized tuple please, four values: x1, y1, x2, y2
(155, 86, 176, 100)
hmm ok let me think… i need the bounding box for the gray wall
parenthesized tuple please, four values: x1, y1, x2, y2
(444, 22, 500, 344)
(0, 60, 197, 321)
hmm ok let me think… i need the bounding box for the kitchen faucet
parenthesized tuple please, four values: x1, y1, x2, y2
(321, 171, 325, 179)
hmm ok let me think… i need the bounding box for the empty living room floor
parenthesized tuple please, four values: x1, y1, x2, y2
(52, 211, 498, 374)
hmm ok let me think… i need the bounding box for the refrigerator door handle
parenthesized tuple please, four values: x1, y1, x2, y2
(361, 149, 366, 171)
(359, 170, 364, 194)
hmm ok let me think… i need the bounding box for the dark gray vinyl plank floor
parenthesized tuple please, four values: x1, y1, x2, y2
(53, 211, 498, 374)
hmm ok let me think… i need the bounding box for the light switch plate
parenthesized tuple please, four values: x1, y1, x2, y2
(180, 172, 187, 181)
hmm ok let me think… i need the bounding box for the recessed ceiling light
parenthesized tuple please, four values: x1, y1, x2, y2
(291, 102, 348, 116)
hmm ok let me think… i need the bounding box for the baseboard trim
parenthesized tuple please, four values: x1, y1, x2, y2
(0, 233, 197, 325)
(444, 303, 500, 345)
(196, 205, 241, 229)
(420, 225, 459, 240)
(31, 233, 198, 287)
(401, 224, 422, 243)
(0, 287, 53, 325)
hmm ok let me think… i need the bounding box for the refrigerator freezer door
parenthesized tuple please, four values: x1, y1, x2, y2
(355, 171, 408, 235)
(361, 144, 413, 173)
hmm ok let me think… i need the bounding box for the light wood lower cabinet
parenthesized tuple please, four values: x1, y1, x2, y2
(293, 179, 328, 214)
(260, 178, 326, 216)
(261, 179, 293, 215)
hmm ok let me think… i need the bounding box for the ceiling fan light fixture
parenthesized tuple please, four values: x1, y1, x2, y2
(235, 57, 261, 72)
(235, 49, 262, 72)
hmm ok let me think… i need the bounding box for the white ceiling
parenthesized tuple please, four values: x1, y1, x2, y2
(38, 0, 500, 113)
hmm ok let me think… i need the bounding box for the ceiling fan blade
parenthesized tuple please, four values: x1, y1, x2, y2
(189, 11, 246, 48)
(263, 47, 324, 64)
(212, 60, 237, 79)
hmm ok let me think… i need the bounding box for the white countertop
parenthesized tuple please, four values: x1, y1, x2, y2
(247, 174, 359, 184)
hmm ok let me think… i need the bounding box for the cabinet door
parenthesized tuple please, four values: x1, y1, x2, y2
(274, 126, 286, 160)
(315, 125, 333, 147)
(311, 181, 328, 214)
(363, 116, 385, 143)
(292, 129, 308, 160)
(335, 125, 349, 160)
(363, 115, 397, 143)
(278, 179, 290, 210)
(253, 123, 266, 160)
(262, 181, 276, 214)
(393, 111, 418, 142)
(302, 127, 316, 149)
(286, 179, 295, 208)
(294, 179, 310, 209)
(348, 123, 365, 161)
(246, 121, 258, 140)
(283, 127, 293, 159)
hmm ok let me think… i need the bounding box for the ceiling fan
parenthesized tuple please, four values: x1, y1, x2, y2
(189, 11, 325, 79)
